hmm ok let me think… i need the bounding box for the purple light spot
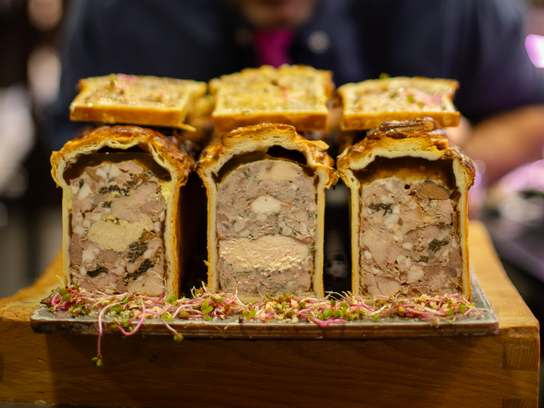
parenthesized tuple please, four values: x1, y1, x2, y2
(525, 34, 544, 68)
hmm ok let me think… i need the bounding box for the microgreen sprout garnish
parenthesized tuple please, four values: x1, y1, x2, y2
(41, 287, 482, 366)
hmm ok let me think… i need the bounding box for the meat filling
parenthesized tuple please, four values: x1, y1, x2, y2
(69, 160, 167, 296)
(359, 176, 462, 297)
(217, 159, 316, 296)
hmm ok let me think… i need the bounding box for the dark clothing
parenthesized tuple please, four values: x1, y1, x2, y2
(47, 0, 544, 150)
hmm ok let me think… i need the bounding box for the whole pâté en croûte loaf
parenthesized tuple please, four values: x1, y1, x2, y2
(338, 76, 460, 130)
(51, 126, 193, 298)
(197, 123, 338, 301)
(210, 65, 334, 134)
(70, 74, 207, 131)
(337, 118, 475, 299)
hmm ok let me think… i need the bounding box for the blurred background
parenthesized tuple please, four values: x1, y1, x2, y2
(0, 0, 64, 297)
(1, 0, 544, 398)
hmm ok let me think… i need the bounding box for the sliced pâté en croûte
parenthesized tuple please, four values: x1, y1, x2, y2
(51, 126, 193, 298)
(337, 118, 475, 299)
(197, 123, 337, 301)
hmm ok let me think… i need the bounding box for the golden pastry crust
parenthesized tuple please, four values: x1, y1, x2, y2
(198, 123, 337, 179)
(51, 126, 194, 298)
(337, 119, 475, 299)
(210, 65, 334, 134)
(182, 94, 215, 146)
(197, 123, 338, 300)
(70, 74, 207, 131)
(338, 77, 460, 130)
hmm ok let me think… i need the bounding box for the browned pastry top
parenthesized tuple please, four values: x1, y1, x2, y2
(198, 123, 337, 188)
(51, 125, 194, 187)
(210, 65, 334, 133)
(338, 76, 460, 130)
(338, 118, 475, 182)
(69, 75, 207, 131)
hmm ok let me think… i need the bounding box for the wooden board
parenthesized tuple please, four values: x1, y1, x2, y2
(0, 221, 539, 408)
(29, 274, 498, 339)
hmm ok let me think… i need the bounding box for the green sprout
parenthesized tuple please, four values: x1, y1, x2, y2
(91, 357, 103, 367)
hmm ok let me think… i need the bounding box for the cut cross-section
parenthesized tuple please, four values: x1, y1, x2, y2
(69, 158, 167, 296)
(359, 176, 462, 297)
(216, 159, 317, 296)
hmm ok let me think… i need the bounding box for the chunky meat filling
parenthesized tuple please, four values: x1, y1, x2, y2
(217, 159, 316, 296)
(359, 176, 462, 297)
(69, 160, 167, 296)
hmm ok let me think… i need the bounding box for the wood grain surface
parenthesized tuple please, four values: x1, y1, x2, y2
(0, 221, 539, 407)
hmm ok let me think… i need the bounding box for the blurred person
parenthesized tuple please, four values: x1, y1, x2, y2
(47, 0, 544, 185)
